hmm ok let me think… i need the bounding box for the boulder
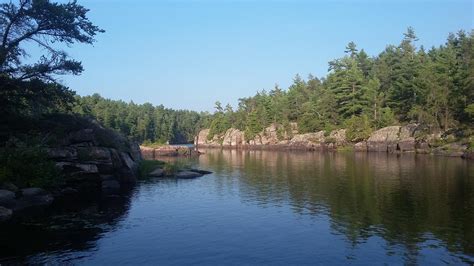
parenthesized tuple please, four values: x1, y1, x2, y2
(15, 188, 54, 210)
(149, 168, 165, 177)
(0, 206, 12, 222)
(329, 129, 347, 146)
(195, 129, 211, 146)
(222, 128, 245, 147)
(416, 142, 430, 154)
(120, 152, 136, 171)
(367, 126, 401, 152)
(0, 189, 16, 208)
(398, 137, 416, 152)
(354, 141, 368, 152)
(289, 131, 326, 149)
(176, 171, 203, 179)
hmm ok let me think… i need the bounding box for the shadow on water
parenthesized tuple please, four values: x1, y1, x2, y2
(198, 149, 474, 264)
(0, 188, 136, 264)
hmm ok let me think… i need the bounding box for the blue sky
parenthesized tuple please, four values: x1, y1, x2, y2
(50, 0, 472, 112)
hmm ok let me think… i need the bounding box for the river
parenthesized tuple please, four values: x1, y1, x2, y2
(1, 149, 473, 264)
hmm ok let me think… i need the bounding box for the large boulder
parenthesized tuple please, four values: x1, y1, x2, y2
(367, 126, 401, 152)
(289, 131, 326, 149)
(222, 128, 245, 147)
(354, 141, 368, 152)
(329, 129, 347, 146)
(195, 129, 212, 146)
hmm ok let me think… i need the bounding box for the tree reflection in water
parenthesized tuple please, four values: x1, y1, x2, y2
(198, 149, 473, 263)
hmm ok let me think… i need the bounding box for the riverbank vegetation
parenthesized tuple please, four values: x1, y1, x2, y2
(205, 28, 473, 142)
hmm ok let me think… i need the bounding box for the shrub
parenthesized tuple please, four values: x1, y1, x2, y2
(344, 115, 373, 142)
(138, 160, 165, 178)
(0, 138, 62, 189)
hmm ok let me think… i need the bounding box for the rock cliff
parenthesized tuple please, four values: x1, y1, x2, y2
(194, 123, 471, 159)
(0, 114, 142, 222)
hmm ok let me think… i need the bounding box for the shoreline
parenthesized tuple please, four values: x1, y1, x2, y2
(195, 144, 474, 159)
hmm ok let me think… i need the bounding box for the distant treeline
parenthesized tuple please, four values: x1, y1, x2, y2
(205, 28, 473, 141)
(73, 94, 209, 144)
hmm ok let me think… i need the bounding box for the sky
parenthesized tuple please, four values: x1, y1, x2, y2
(42, 0, 473, 112)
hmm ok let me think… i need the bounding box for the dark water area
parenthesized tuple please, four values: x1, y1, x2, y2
(1, 150, 473, 265)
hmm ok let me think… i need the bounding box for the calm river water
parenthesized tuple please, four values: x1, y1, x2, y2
(1, 150, 473, 265)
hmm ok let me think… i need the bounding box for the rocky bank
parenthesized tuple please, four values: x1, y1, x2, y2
(0, 115, 142, 222)
(140, 145, 200, 160)
(195, 123, 473, 159)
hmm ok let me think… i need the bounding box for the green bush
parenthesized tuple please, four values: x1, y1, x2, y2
(138, 160, 165, 178)
(0, 138, 62, 188)
(344, 115, 373, 142)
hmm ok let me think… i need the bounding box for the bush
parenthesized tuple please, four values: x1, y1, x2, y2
(138, 160, 165, 178)
(0, 138, 62, 189)
(344, 115, 373, 142)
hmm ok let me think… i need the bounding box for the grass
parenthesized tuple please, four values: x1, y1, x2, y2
(138, 160, 166, 178)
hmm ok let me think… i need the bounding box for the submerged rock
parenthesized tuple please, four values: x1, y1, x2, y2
(176, 171, 203, 179)
(190, 169, 213, 175)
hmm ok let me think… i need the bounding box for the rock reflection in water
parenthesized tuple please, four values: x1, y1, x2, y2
(0, 190, 134, 264)
(198, 149, 474, 263)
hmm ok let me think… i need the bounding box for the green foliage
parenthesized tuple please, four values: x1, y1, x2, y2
(244, 111, 263, 140)
(74, 94, 206, 144)
(0, 0, 104, 81)
(344, 115, 373, 142)
(377, 107, 397, 128)
(207, 113, 230, 140)
(204, 28, 472, 138)
(0, 138, 61, 188)
(138, 160, 165, 179)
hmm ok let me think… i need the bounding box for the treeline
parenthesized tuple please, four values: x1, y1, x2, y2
(206, 28, 474, 141)
(73, 94, 208, 144)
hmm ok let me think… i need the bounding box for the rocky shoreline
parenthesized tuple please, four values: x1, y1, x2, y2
(140, 145, 200, 160)
(195, 124, 473, 159)
(0, 117, 142, 223)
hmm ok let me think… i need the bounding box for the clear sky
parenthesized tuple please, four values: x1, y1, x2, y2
(53, 0, 472, 112)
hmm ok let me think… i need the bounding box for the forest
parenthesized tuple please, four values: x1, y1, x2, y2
(73, 94, 207, 144)
(205, 28, 473, 142)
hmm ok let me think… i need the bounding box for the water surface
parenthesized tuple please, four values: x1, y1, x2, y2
(1, 150, 473, 264)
